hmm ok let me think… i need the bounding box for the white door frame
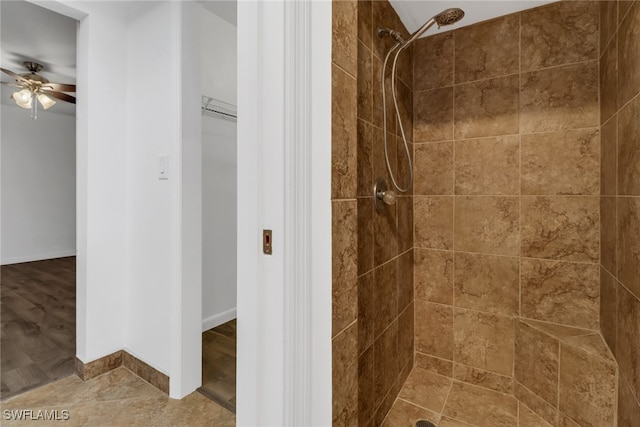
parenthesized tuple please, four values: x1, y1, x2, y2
(236, 0, 332, 425)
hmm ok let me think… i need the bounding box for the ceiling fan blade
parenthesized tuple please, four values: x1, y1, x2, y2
(42, 82, 76, 92)
(0, 81, 21, 88)
(41, 89, 76, 104)
(0, 67, 29, 83)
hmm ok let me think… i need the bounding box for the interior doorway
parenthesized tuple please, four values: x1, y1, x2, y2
(197, 1, 238, 412)
(0, 0, 78, 400)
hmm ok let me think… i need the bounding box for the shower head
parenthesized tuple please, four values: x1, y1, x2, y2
(404, 7, 465, 46)
(434, 8, 465, 27)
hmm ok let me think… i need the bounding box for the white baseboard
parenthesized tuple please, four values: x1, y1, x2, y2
(1, 250, 77, 266)
(202, 307, 237, 332)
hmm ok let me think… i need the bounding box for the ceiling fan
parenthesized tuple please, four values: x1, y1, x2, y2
(1, 61, 75, 118)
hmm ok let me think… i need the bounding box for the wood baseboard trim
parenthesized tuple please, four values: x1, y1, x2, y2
(75, 350, 169, 394)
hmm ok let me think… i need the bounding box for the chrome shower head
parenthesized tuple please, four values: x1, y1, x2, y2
(434, 8, 465, 27)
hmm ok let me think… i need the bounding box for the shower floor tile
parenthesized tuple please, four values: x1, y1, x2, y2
(382, 368, 528, 427)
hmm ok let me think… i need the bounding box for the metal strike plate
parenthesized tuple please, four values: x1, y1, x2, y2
(263, 229, 273, 255)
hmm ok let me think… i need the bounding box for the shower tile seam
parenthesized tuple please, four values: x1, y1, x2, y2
(412, 248, 600, 267)
(620, 370, 640, 410)
(515, 379, 559, 422)
(332, 61, 357, 82)
(616, 87, 640, 115)
(332, 318, 357, 342)
(519, 57, 600, 77)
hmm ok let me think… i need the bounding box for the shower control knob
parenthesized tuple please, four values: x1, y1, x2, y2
(373, 178, 396, 213)
(381, 190, 397, 206)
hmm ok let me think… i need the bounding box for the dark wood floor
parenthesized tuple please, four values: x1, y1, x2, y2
(199, 319, 236, 413)
(1, 257, 76, 400)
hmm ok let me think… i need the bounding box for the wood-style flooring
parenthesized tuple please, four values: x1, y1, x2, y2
(199, 319, 236, 412)
(1, 257, 76, 400)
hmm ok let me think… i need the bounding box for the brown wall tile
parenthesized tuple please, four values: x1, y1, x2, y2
(398, 303, 414, 373)
(601, 196, 617, 275)
(333, 323, 359, 427)
(332, 65, 358, 199)
(521, 259, 599, 329)
(374, 260, 398, 337)
(414, 196, 453, 250)
(601, 117, 618, 196)
(600, 268, 618, 356)
(454, 15, 519, 84)
(618, 374, 640, 427)
(618, 2, 640, 107)
(357, 0, 372, 49)
(395, 81, 413, 142)
(617, 94, 640, 196)
(620, 1, 636, 23)
(397, 250, 414, 312)
(357, 42, 373, 123)
(454, 252, 519, 316)
(414, 87, 453, 142)
(373, 320, 398, 407)
(414, 33, 454, 91)
(454, 196, 519, 256)
(600, 41, 618, 125)
(453, 308, 514, 376)
(333, 0, 358, 77)
(414, 142, 453, 195)
(454, 75, 519, 139)
(617, 197, 640, 297)
(357, 197, 374, 275)
(415, 301, 453, 359)
(371, 0, 398, 61)
(521, 196, 599, 263)
(373, 196, 398, 266)
(521, 1, 598, 72)
(397, 196, 413, 252)
(454, 136, 519, 195)
(414, 249, 453, 305)
(515, 321, 559, 407)
(357, 120, 373, 198)
(333, 200, 359, 336)
(521, 129, 600, 195)
(559, 344, 617, 427)
(358, 346, 374, 426)
(617, 285, 640, 400)
(358, 271, 375, 355)
(600, 0, 618, 52)
(520, 62, 599, 134)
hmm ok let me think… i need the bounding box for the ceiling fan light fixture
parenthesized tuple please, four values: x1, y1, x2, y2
(12, 89, 33, 108)
(37, 93, 56, 109)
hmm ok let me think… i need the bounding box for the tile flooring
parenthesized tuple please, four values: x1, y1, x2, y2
(0, 368, 235, 426)
(382, 367, 551, 427)
(199, 319, 236, 412)
(1, 257, 76, 400)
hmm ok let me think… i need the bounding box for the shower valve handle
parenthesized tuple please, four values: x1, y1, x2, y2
(380, 190, 397, 206)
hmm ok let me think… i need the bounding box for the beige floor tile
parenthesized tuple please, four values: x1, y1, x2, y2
(397, 368, 452, 413)
(443, 381, 517, 427)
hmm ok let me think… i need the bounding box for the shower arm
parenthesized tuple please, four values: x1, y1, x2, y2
(403, 18, 437, 47)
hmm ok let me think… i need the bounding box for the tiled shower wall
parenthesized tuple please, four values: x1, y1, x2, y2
(599, 0, 640, 423)
(412, 0, 602, 396)
(331, 0, 415, 426)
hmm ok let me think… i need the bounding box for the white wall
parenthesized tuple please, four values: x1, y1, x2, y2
(201, 5, 237, 330)
(202, 115, 236, 330)
(1, 107, 76, 264)
(201, 9, 237, 106)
